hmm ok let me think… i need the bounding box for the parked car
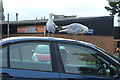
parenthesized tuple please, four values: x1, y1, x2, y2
(0, 36, 120, 80)
(32, 45, 67, 63)
(32, 45, 51, 62)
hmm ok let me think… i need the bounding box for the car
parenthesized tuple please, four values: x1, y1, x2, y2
(0, 36, 120, 80)
(32, 45, 51, 62)
(32, 45, 67, 63)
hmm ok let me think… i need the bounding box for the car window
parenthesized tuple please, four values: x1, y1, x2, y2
(58, 44, 118, 78)
(0, 46, 7, 67)
(10, 42, 52, 71)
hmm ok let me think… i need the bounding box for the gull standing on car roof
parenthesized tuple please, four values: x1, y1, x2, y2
(59, 23, 89, 40)
(45, 13, 58, 37)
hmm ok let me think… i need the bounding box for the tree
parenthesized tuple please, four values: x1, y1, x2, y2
(105, 1, 120, 16)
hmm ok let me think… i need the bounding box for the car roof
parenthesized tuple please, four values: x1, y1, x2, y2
(0, 36, 96, 48)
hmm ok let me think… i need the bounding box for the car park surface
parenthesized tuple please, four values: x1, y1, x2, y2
(0, 36, 120, 80)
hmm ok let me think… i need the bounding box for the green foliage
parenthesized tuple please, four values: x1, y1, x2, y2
(105, 1, 120, 16)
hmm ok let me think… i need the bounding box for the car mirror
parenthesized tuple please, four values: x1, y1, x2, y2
(32, 50, 34, 53)
(96, 59, 102, 67)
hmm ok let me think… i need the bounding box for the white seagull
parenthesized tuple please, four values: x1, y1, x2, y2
(45, 13, 58, 37)
(59, 23, 89, 40)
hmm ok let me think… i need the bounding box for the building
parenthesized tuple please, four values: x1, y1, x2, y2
(107, 0, 120, 2)
(54, 15, 76, 19)
(0, 0, 5, 21)
(1, 16, 114, 36)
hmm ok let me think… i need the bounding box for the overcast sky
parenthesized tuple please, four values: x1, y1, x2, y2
(3, 0, 118, 26)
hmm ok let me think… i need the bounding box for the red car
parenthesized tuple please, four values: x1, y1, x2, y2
(32, 45, 51, 62)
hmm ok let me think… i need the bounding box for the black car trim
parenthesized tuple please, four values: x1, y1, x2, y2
(49, 42, 59, 72)
(54, 43, 65, 73)
(2, 67, 59, 73)
(7, 46, 10, 68)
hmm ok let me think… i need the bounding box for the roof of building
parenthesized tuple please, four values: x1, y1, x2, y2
(0, 16, 113, 25)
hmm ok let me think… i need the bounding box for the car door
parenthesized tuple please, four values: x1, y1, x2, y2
(57, 43, 120, 80)
(1, 41, 60, 80)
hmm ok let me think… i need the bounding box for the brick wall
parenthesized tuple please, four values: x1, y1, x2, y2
(54, 34, 114, 54)
(1, 34, 114, 54)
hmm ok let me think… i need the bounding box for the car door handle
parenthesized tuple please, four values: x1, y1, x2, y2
(0, 73, 13, 78)
(67, 78, 76, 80)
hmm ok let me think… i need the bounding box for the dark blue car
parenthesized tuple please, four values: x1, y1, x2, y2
(0, 37, 120, 80)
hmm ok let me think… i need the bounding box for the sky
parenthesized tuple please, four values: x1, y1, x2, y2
(3, 0, 118, 26)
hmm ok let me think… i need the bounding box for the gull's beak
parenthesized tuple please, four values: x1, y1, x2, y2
(52, 13, 55, 16)
(49, 13, 55, 17)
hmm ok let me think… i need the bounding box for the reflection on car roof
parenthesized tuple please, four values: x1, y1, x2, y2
(1, 36, 95, 48)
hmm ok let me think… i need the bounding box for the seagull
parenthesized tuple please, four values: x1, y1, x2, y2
(45, 13, 58, 37)
(59, 23, 89, 40)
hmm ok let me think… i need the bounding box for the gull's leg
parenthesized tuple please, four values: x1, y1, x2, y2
(80, 34, 84, 40)
(48, 32, 50, 37)
(52, 33, 54, 37)
(74, 34, 77, 41)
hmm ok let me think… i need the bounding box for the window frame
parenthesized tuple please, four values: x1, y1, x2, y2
(57, 42, 99, 73)
(2, 40, 60, 73)
(56, 42, 120, 79)
(0, 45, 9, 68)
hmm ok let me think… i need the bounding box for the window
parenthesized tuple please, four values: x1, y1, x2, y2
(58, 44, 118, 78)
(0, 46, 7, 67)
(10, 42, 52, 71)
